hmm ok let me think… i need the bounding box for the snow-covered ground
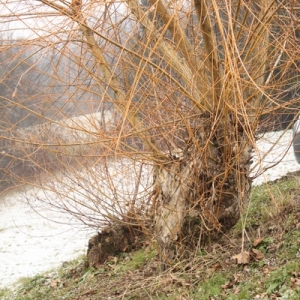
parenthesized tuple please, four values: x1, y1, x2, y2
(0, 188, 94, 289)
(1, 129, 299, 289)
(251, 130, 300, 185)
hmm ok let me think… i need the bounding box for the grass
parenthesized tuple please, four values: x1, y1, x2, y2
(115, 248, 157, 273)
(2, 175, 300, 299)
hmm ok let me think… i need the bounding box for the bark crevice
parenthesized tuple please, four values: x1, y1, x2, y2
(153, 116, 253, 266)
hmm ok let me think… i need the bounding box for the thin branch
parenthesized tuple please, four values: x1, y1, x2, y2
(39, 0, 164, 158)
(125, 0, 204, 107)
(194, 0, 222, 111)
(149, 0, 204, 85)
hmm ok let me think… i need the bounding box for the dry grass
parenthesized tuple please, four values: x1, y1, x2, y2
(2, 175, 300, 299)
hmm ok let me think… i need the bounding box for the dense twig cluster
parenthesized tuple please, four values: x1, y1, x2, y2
(0, 0, 299, 266)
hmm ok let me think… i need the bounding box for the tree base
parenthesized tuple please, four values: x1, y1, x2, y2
(87, 223, 144, 268)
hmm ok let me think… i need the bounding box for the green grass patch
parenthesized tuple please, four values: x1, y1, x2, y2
(192, 272, 229, 299)
(116, 248, 157, 272)
(234, 177, 299, 234)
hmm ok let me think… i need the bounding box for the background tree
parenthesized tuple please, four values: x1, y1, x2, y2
(1, 0, 299, 267)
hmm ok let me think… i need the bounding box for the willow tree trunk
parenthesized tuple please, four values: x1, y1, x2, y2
(154, 114, 253, 266)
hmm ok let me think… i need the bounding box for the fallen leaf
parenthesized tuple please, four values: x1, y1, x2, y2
(212, 263, 223, 272)
(256, 292, 268, 299)
(169, 273, 191, 287)
(291, 277, 300, 289)
(253, 237, 264, 247)
(221, 281, 234, 289)
(291, 273, 300, 288)
(267, 244, 278, 253)
(231, 251, 250, 264)
(81, 289, 97, 296)
(50, 279, 61, 288)
(221, 275, 238, 289)
(252, 248, 264, 260)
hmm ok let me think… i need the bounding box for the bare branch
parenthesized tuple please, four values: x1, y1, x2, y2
(126, 0, 204, 106)
(194, 0, 222, 110)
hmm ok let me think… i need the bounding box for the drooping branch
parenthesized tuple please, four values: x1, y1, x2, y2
(40, 0, 163, 158)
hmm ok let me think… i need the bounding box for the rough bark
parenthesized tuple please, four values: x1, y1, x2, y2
(153, 114, 253, 267)
(87, 222, 144, 268)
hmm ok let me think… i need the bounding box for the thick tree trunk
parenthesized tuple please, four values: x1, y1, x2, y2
(153, 115, 253, 267)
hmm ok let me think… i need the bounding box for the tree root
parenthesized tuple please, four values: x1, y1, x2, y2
(87, 222, 144, 268)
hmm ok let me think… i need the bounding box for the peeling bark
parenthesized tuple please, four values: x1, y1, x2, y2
(153, 115, 253, 267)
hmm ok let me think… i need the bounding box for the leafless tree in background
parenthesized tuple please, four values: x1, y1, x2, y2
(0, 0, 299, 266)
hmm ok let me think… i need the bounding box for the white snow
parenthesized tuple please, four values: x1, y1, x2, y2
(1, 129, 300, 289)
(251, 130, 299, 185)
(16, 111, 116, 143)
(0, 188, 94, 288)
